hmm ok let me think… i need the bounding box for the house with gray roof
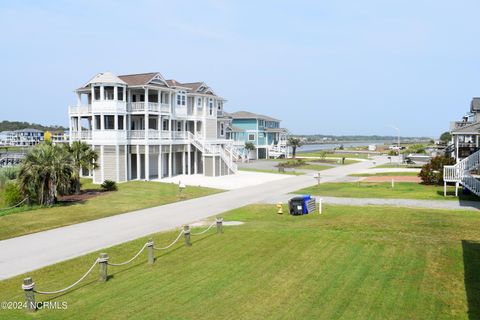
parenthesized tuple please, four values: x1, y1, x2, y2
(224, 110, 289, 159)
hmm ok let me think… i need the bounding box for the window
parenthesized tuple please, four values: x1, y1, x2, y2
(248, 134, 255, 141)
(162, 119, 169, 131)
(95, 115, 101, 129)
(104, 86, 114, 100)
(118, 87, 124, 101)
(177, 121, 182, 131)
(118, 115, 124, 130)
(94, 87, 100, 100)
(197, 97, 202, 107)
(209, 98, 214, 115)
(104, 115, 115, 129)
(177, 91, 186, 106)
(217, 101, 222, 110)
(220, 123, 224, 136)
(259, 120, 264, 127)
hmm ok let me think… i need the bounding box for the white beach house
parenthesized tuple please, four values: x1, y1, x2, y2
(68, 72, 238, 183)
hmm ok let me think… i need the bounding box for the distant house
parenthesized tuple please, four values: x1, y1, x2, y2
(0, 129, 44, 146)
(224, 111, 289, 159)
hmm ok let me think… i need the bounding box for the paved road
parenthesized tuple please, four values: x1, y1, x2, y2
(0, 157, 388, 280)
(265, 195, 480, 211)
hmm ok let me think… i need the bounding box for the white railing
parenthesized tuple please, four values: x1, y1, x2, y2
(173, 131, 187, 140)
(91, 101, 127, 113)
(92, 130, 127, 141)
(69, 105, 92, 114)
(128, 130, 145, 139)
(70, 131, 92, 140)
(443, 149, 480, 196)
(187, 132, 237, 173)
(161, 103, 170, 113)
(127, 102, 164, 113)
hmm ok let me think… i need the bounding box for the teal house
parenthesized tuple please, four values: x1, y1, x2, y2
(225, 111, 289, 159)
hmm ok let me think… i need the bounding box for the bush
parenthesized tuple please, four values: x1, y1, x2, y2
(4, 182, 23, 207)
(318, 151, 327, 160)
(419, 156, 455, 185)
(0, 166, 20, 187)
(101, 180, 118, 191)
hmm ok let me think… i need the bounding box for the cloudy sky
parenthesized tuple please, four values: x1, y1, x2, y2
(1, 0, 479, 137)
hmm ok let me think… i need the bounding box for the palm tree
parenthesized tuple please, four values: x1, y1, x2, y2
(244, 142, 255, 162)
(18, 142, 73, 206)
(65, 141, 98, 194)
(287, 137, 303, 159)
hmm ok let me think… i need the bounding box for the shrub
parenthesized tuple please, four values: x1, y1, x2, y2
(101, 180, 118, 191)
(0, 166, 20, 187)
(318, 151, 327, 160)
(4, 182, 23, 207)
(419, 156, 455, 185)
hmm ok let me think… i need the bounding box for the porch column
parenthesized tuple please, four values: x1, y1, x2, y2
(114, 85, 118, 101)
(182, 149, 186, 175)
(158, 147, 163, 179)
(136, 145, 141, 180)
(114, 115, 118, 130)
(91, 86, 95, 102)
(455, 136, 459, 162)
(188, 144, 191, 175)
(100, 85, 105, 100)
(194, 148, 198, 174)
(76, 92, 82, 106)
(100, 114, 105, 130)
(145, 145, 150, 181)
(194, 121, 197, 135)
(168, 145, 173, 177)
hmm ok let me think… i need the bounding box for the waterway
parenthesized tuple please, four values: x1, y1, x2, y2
(297, 141, 389, 153)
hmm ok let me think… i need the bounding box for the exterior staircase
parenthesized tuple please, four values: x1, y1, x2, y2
(444, 149, 480, 196)
(187, 133, 238, 174)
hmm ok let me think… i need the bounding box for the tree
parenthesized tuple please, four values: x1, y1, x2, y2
(18, 142, 73, 205)
(287, 137, 303, 159)
(418, 155, 455, 185)
(65, 141, 98, 194)
(244, 142, 255, 162)
(440, 131, 452, 144)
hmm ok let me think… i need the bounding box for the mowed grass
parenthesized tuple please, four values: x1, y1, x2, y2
(374, 163, 423, 169)
(297, 182, 480, 201)
(349, 172, 420, 177)
(1, 204, 480, 319)
(297, 163, 332, 171)
(0, 179, 221, 240)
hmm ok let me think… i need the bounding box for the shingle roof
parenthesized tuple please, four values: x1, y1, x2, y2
(451, 121, 480, 134)
(118, 72, 159, 86)
(229, 111, 280, 122)
(86, 72, 127, 86)
(181, 82, 204, 91)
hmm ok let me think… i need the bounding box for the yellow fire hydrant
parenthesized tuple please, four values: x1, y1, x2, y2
(276, 202, 283, 214)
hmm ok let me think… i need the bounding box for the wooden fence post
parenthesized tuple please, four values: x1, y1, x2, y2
(99, 253, 109, 282)
(147, 239, 154, 265)
(183, 225, 191, 247)
(216, 217, 224, 234)
(22, 277, 36, 312)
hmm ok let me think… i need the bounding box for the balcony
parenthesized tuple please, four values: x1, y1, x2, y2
(91, 101, 127, 113)
(69, 105, 92, 114)
(127, 102, 171, 113)
(70, 131, 92, 141)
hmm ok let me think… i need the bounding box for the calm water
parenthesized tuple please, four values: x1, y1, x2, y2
(297, 141, 389, 153)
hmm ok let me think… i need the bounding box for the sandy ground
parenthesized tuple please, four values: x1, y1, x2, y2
(157, 171, 294, 190)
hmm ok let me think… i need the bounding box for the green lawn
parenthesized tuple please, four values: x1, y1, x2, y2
(374, 163, 423, 169)
(349, 172, 420, 177)
(297, 164, 332, 171)
(0, 179, 222, 240)
(239, 168, 304, 175)
(298, 151, 370, 159)
(297, 182, 480, 201)
(1, 204, 479, 319)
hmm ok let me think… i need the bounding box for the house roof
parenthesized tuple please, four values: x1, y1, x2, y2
(228, 111, 280, 122)
(265, 128, 289, 133)
(86, 72, 127, 86)
(451, 121, 480, 134)
(118, 72, 160, 86)
(227, 125, 245, 133)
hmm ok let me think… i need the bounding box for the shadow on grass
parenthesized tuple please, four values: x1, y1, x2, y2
(462, 240, 480, 320)
(435, 190, 480, 203)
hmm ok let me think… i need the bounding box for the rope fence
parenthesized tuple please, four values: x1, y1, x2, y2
(0, 198, 28, 211)
(20, 216, 225, 313)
